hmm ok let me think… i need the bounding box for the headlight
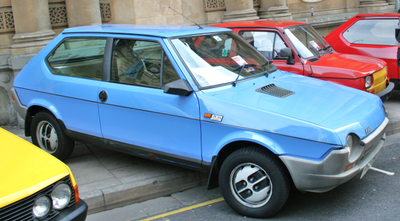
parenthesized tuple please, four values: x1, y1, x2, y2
(345, 134, 363, 163)
(345, 135, 353, 158)
(32, 196, 51, 218)
(51, 183, 72, 210)
(365, 75, 372, 88)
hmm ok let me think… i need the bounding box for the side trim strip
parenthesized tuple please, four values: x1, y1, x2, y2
(61, 125, 205, 172)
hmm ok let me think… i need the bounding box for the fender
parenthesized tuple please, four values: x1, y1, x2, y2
(26, 97, 64, 121)
(203, 128, 338, 165)
(204, 129, 341, 190)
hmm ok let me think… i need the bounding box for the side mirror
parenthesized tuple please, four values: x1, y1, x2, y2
(280, 47, 295, 65)
(164, 79, 193, 96)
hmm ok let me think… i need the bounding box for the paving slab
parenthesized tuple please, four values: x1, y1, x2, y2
(2, 91, 400, 215)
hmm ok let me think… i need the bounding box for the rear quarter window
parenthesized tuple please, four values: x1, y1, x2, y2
(343, 19, 398, 46)
(46, 38, 107, 80)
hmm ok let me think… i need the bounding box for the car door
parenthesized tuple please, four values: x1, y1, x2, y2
(97, 36, 202, 168)
(237, 28, 305, 75)
(45, 36, 106, 138)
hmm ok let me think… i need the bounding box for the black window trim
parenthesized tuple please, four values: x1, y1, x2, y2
(45, 36, 108, 80)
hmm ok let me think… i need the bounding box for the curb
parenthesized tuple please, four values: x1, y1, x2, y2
(81, 170, 208, 214)
(386, 116, 400, 136)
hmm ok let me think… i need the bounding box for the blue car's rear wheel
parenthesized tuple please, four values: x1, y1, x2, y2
(219, 147, 290, 218)
(31, 111, 74, 161)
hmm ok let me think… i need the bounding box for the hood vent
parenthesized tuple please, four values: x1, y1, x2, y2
(256, 84, 295, 98)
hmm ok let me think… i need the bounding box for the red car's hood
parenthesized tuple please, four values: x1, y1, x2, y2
(309, 52, 386, 79)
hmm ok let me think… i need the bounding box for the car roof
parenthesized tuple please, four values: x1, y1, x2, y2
(62, 24, 231, 38)
(211, 20, 308, 29)
(355, 13, 400, 18)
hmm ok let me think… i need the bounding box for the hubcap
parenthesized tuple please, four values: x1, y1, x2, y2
(230, 163, 272, 208)
(36, 120, 58, 153)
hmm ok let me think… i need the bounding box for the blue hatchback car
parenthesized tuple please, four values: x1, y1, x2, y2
(11, 25, 388, 218)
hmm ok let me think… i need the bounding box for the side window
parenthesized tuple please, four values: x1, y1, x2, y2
(240, 31, 288, 59)
(47, 38, 106, 80)
(111, 39, 180, 88)
(273, 34, 288, 59)
(343, 19, 398, 46)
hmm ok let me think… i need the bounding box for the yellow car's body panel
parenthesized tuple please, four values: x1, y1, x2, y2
(0, 128, 77, 208)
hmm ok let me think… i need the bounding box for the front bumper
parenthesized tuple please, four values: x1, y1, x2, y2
(53, 199, 88, 221)
(377, 82, 394, 101)
(280, 117, 388, 193)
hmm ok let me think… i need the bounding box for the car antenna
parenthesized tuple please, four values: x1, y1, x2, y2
(261, 7, 280, 26)
(169, 7, 203, 29)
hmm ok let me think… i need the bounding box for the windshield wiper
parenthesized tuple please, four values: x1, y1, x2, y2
(262, 60, 273, 78)
(232, 64, 257, 87)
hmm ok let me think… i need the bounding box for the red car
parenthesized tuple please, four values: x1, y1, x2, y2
(212, 21, 394, 100)
(325, 13, 399, 91)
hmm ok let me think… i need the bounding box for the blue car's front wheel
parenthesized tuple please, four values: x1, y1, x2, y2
(219, 147, 291, 218)
(31, 111, 74, 161)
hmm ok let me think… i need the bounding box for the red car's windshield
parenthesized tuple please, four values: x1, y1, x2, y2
(284, 25, 331, 59)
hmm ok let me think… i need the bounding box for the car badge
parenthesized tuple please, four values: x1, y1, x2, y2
(204, 113, 223, 122)
(365, 126, 371, 134)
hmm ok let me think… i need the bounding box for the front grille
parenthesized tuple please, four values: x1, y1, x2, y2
(256, 84, 295, 98)
(372, 67, 387, 94)
(0, 176, 75, 221)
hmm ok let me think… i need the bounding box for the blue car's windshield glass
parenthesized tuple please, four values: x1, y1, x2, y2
(171, 32, 276, 88)
(284, 25, 330, 59)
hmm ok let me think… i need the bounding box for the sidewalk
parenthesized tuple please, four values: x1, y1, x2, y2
(2, 92, 400, 215)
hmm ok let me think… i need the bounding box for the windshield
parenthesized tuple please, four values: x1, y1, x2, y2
(171, 32, 277, 88)
(284, 25, 331, 59)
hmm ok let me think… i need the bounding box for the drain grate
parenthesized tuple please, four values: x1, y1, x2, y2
(256, 84, 295, 98)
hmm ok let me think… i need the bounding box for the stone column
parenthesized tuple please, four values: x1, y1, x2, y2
(258, 0, 292, 20)
(9, 0, 56, 126)
(223, 0, 259, 22)
(11, 0, 55, 55)
(386, 0, 395, 5)
(66, 0, 102, 27)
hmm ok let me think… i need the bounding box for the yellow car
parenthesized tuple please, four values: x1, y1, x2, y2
(0, 128, 87, 220)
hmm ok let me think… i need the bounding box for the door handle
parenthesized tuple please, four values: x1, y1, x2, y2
(99, 90, 108, 102)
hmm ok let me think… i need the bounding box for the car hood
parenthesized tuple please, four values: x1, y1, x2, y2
(198, 70, 386, 146)
(309, 52, 386, 79)
(0, 128, 71, 208)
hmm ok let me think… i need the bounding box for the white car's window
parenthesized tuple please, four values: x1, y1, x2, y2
(343, 19, 398, 46)
(171, 33, 277, 88)
(47, 38, 107, 80)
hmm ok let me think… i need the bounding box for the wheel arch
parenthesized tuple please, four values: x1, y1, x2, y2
(206, 140, 292, 190)
(25, 105, 58, 136)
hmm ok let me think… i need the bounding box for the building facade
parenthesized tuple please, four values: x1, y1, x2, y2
(0, 0, 395, 126)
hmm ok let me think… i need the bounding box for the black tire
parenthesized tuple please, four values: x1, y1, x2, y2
(219, 147, 290, 218)
(31, 111, 75, 161)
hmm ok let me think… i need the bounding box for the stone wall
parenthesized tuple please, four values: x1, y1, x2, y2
(0, 0, 396, 126)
